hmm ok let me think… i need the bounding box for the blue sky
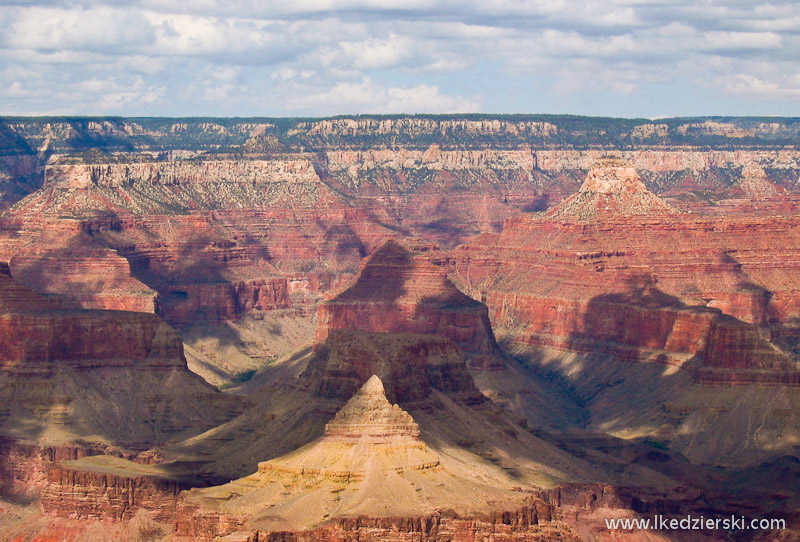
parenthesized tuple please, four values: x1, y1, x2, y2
(1, 0, 799, 117)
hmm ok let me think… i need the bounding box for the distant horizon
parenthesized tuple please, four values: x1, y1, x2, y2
(3, 113, 800, 121)
(1, 1, 799, 118)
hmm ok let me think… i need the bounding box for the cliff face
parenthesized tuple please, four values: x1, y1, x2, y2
(2, 115, 800, 337)
(454, 155, 800, 380)
(0, 263, 241, 456)
(302, 329, 484, 404)
(316, 240, 500, 360)
(451, 160, 800, 466)
(41, 461, 191, 522)
(456, 215, 800, 373)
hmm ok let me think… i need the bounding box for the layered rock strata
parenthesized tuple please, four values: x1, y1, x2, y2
(316, 240, 501, 367)
(451, 160, 800, 465)
(176, 376, 538, 539)
(40, 456, 193, 522)
(545, 157, 677, 219)
(0, 262, 241, 457)
(454, 159, 800, 381)
(5, 116, 800, 333)
(302, 329, 484, 404)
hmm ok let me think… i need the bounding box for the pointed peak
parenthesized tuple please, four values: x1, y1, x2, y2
(324, 375, 420, 439)
(545, 158, 677, 220)
(359, 374, 386, 396)
(365, 239, 414, 267)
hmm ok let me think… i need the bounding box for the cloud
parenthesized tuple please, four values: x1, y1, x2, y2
(703, 31, 782, 50)
(285, 78, 480, 113)
(0, 0, 799, 116)
(723, 73, 800, 99)
(4, 6, 154, 52)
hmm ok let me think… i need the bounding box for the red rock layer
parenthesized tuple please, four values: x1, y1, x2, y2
(9, 248, 156, 313)
(0, 311, 183, 369)
(157, 279, 291, 325)
(453, 213, 800, 383)
(179, 505, 565, 542)
(302, 329, 484, 404)
(40, 464, 191, 522)
(0, 262, 183, 370)
(0, 263, 242, 455)
(2, 199, 398, 323)
(316, 240, 501, 366)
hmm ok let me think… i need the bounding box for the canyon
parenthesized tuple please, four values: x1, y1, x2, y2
(1, 115, 799, 542)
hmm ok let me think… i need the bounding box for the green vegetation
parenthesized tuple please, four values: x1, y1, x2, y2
(2, 115, 799, 160)
(643, 438, 670, 450)
(218, 368, 258, 390)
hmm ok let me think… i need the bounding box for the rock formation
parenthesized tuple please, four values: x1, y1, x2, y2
(452, 161, 800, 466)
(0, 263, 241, 498)
(40, 456, 193, 522)
(545, 157, 676, 219)
(10, 247, 157, 313)
(303, 329, 485, 403)
(316, 240, 501, 365)
(729, 162, 783, 199)
(176, 376, 543, 538)
(1, 116, 800, 539)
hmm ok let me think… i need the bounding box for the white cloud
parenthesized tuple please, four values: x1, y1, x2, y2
(704, 31, 782, 50)
(5, 6, 154, 51)
(286, 78, 480, 113)
(338, 35, 416, 70)
(1, 0, 800, 115)
(724, 73, 800, 98)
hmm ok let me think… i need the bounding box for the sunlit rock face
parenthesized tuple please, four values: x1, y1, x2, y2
(545, 158, 676, 220)
(579, 158, 647, 194)
(175, 375, 542, 539)
(452, 161, 800, 467)
(321, 375, 423, 439)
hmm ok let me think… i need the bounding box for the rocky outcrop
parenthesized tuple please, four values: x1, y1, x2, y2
(321, 376, 423, 439)
(0, 263, 241, 451)
(303, 330, 483, 404)
(44, 159, 320, 190)
(728, 163, 783, 199)
(41, 458, 192, 522)
(158, 278, 290, 325)
(176, 376, 542, 539)
(9, 248, 157, 313)
(545, 157, 676, 219)
(316, 240, 501, 365)
(0, 437, 125, 498)
(232, 506, 571, 542)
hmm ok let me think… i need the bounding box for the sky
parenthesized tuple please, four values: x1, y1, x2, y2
(1, 0, 799, 118)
